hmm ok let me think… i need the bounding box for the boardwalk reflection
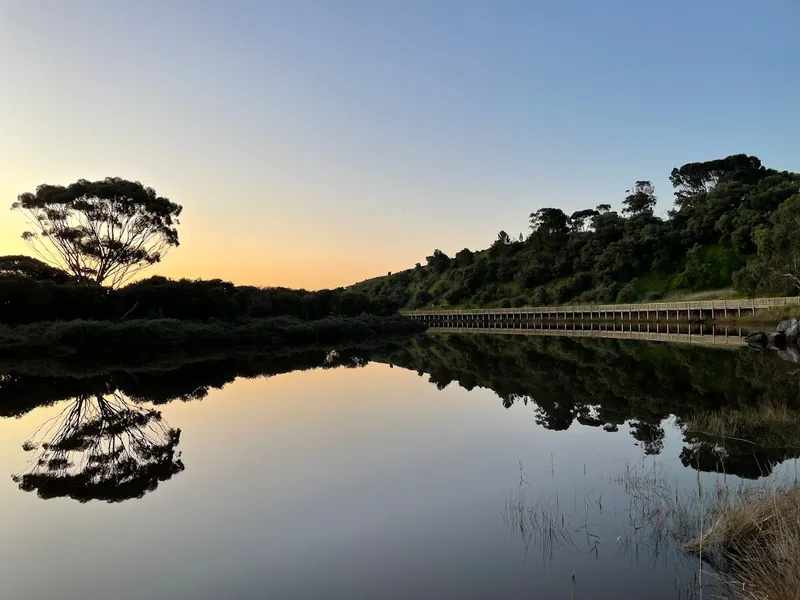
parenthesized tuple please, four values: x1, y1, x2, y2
(426, 320, 747, 346)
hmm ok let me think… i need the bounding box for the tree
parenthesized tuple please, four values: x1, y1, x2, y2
(569, 209, 599, 232)
(12, 177, 182, 288)
(454, 248, 474, 267)
(426, 249, 451, 273)
(0, 255, 73, 282)
(622, 181, 657, 216)
(496, 230, 511, 245)
(669, 154, 765, 204)
(528, 208, 570, 254)
(733, 194, 800, 295)
(529, 208, 569, 236)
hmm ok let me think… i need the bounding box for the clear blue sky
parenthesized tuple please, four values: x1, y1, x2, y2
(1, 0, 798, 288)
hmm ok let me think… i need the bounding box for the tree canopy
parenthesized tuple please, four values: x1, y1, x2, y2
(12, 177, 182, 288)
(0, 271, 401, 325)
(0, 255, 74, 283)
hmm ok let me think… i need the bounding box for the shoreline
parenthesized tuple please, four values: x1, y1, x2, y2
(0, 315, 428, 360)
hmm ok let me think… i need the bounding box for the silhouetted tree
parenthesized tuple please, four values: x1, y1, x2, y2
(622, 181, 657, 216)
(0, 255, 74, 282)
(569, 209, 599, 232)
(454, 248, 475, 267)
(426, 249, 451, 273)
(12, 178, 182, 288)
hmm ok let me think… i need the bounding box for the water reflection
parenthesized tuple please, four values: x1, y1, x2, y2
(382, 332, 800, 479)
(13, 390, 183, 502)
(426, 319, 747, 346)
(1, 342, 393, 503)
(1, 333, 798, 599)
(2, 331, 799, 507)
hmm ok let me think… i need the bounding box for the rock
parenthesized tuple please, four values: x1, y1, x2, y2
(777, 319, 798, 333)
(778, 347, 800, 363)
(745, 332, 768, 348)
(767, 331, 787, 349)
(785, 324, 800, 341)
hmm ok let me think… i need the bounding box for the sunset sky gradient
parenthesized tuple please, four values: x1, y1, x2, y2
(2, 0, 799, 289)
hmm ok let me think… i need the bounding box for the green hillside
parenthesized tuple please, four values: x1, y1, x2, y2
(351, 154, 800, 309)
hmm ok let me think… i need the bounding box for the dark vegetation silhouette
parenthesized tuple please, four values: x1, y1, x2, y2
(0, 266, 403, 324)
(350, 154, 800, 308)
(0, 314, 424, 359)
(2, 178, 421, 352)
(11, 177, 182, 288)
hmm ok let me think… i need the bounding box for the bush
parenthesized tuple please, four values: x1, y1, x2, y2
(616, 281, 639, 303)
(0, 274, 400, 325)
(530, 286, 550, 306)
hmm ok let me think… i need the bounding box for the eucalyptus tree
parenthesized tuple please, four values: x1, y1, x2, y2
(12, 177, 182, 288)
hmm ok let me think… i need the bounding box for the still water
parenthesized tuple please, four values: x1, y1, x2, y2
(0, 332, 797, 599)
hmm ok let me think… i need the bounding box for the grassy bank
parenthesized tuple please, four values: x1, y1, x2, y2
(0, 315, 427, 359)
(685, 485, 800, 600)
(616, 459, 800, 600)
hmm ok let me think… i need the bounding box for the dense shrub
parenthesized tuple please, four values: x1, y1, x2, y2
(0, 274, 401, 325)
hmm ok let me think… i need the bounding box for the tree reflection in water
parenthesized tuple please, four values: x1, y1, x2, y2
(3, 333, 800, 499)
(13, 391, 183, 503)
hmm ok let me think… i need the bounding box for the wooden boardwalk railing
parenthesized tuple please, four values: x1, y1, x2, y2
(403, 296, 800, 322)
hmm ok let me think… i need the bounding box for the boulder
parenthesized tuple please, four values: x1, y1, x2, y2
(745, 332, 768, 348)
(778, 347, 800, 363)
(785, 323, 800, 341)
(767, 331, 787, 349)
(777, 318, 798, 333)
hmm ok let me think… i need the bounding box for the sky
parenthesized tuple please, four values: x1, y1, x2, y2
(1, 0, 799, 290)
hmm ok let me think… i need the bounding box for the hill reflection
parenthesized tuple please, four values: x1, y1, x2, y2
(381, 333, 800, 479)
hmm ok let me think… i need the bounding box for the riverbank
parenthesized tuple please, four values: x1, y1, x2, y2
(685, 484, 800, 600)
(0, 315, 427, 359)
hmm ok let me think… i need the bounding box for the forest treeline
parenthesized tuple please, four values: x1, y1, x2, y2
(351, 154, 800, 308)
(0, 257, 400, 324)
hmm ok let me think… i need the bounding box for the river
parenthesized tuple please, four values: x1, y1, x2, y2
(0, 331, 797, 599)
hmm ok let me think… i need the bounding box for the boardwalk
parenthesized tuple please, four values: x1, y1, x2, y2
(404, 296, 800, 323)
